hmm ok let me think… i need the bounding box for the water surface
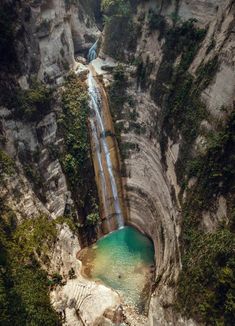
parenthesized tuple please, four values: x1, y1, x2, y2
(79, 226, 155, 313)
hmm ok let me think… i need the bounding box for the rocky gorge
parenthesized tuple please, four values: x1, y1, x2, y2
(0, 0, 235, 325)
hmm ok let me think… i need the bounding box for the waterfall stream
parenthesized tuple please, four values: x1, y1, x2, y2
(87, 40, 98, 62)
(87, 70, 124, 230)
(81, 45, 155, 315)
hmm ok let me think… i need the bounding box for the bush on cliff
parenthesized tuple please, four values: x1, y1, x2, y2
(15, 79, 53, 121)
(60, 73, 90, 192)
(0, 208, 61, 325)
(0, 149, 14, 180)
(101, 0, 137, 60)
(178, 227, 235, 325)
(59, 73, 100, 241)
(101, 0, 131, 16)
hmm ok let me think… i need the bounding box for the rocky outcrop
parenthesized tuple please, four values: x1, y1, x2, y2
(49, 224, 121, 326)
(0, 102, 69, 217)
(14, 0, 100, 82)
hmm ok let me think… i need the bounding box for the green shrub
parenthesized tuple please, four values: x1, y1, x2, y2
(195, 56, 219, 90)
(8, 265, 60, 326)
(147, 9, 166, 37)
(13, 215, 58, 261)
(206, 38, 216, 54)
(177, 228, 235, 325)
(55, 216, 77, 233)
(50, 273, 63, 285)
(60, 73, 90, 190)
(151, 19, 206, 103)
(102, 0, 137, 60)
(129, 121, 146, 135)
(0, 149, 14, 180)
(59, 73, 99, 237)
(148, 17, 235, 324)
(24, 163, 44, 191)
(0, 208, 61, 325)
(185, 110, 235, 209)
(108, 65, 128, 146)
(16, 79, 53, 121)
(109, 65, 127, 119)
(86, 212, 99, 226)
(176, 108, 235, 326)
(101, 0, 131, 16)
(136, 56, 154, 90)
(120, 142, 139, 159)
(150, 20, 208, 187)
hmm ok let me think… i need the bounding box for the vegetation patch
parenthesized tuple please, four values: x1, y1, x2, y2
(102, 0, 137, 61)
(120, 142, 140, 159)
(107, 64, 144, 176)
(0, 149, 14, 180)
(108, 65, 141, 165)
(149, 19, 217, 189)
(184, 110, 235, 211)
(136, 56, 154, 90)
(15, 78, 53, 121)
(148, 16, 235, 324)
(59, 73, 99, 241)
(0, 206, 62, 325)
(108, 65, 128, 120)
(177, 111, 235, 320)
(60, 73, 90, 190)
(147, 9, 166, 38)
(177, 226, 235, 325)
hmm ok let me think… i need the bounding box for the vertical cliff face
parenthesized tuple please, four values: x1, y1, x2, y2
(100, 0, 235, 324)
(0, 1, 123, 325)
(0, 0, 100, 226)
(1, 0, 235, 325)
(16, 0, 100, 82)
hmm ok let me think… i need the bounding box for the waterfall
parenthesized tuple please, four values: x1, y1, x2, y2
(87, 71, 124, 230)
(89, 119, 110, 228)
(87, 40, 98, 62)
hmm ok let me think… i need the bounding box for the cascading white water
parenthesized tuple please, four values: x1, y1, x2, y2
(87, 71, 124, 229)
(87, 40, 98, 62)
(89, 119, 110, 228)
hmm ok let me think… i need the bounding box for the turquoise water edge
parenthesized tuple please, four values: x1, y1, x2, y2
(81, 226, 155, 312)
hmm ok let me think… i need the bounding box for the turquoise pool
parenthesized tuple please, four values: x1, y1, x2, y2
(80, 226, 155, 313)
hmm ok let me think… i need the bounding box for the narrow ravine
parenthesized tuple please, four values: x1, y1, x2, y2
(87, 67, 125, 232)
(77, 44, 156, 318)
(1, 1, 234, 325)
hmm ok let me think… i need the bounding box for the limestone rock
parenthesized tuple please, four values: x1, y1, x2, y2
(51, 278, 120, 326)
(48, 224, 121, 325)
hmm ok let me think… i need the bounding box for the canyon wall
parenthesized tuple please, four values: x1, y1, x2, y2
(0, 0, 234, 325)
(0, 1, 121, 325)
(99, 0, 235, 324)
(0, 0, 100, 237)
